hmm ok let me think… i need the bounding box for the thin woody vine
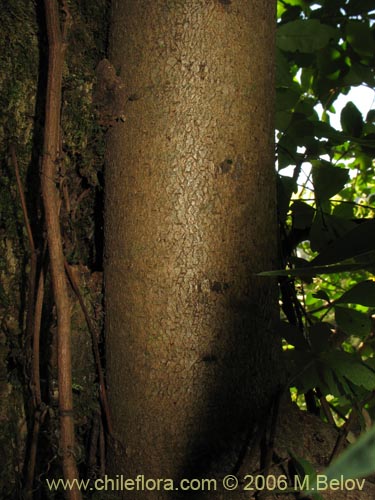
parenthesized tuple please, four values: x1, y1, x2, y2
(5, 1, 110, 498)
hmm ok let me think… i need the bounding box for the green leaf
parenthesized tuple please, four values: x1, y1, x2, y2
(319, 426, 375, 486)
(320, 366, 343, 397)
(334, 307, 371, 338)
(277, 175, 297, 222)
(332, 202, 354, 220)
(276, 49, 293, 87)
(345, 0, 375, 15)
(322, 350, 375, 390)
(276, 111, 293, 131)
(284, 349, 317, 389)
(345, 20, 375, 58)
(310, 212, 355, 253)
(316, 0, 347, 16)
(312, 220, 375, 266)
(289, 451, 323, 500)
(337, 281, 375, 307)
(281, 0, 309, 7)
(317, 46, 345, 81)
(277, 20, 338, 53)
(289, 450, 316, 480)
(287, 114, 316, 143)
(277, 1, 287, 18)
(291, 200, 315, 230)
(278, 321, 309, 350)
(343, 62, 375, 87)
(295, 98, 318, 119)
(311, 121, 345, 142)
(277, 131, 300, 162)
(300, 67, 314, 92)
(276, 88, 301, 111)
(258, 260, 370, 278)
(340, 102, 364, 137)
(308, 322, 331, 353)
(312, 290, 329, 301)
(312, 162, 349, 202)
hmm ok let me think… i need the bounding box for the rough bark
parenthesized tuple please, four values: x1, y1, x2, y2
(105, 1, 281, 498)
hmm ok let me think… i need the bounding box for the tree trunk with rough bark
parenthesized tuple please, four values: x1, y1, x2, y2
(105, 1, 281, 498)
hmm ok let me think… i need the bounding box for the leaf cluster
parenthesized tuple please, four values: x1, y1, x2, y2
(272, 0, 375, 485)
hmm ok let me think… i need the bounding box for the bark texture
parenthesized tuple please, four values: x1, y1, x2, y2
(105, 1, 280, 497)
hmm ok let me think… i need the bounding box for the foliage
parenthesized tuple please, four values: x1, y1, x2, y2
(273, 0, 375, 483)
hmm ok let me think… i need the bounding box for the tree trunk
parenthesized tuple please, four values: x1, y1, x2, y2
(105, 1, 281, 497)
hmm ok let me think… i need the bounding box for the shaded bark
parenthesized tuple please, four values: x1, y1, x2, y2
(105, 1, 281, 497)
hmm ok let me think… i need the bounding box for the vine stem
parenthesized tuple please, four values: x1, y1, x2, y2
(10, 144, 42, 497)
(41, 1, 81, 498)
(10, 145, 38, 393)
(24, 264, 46, 499)
(64, 262, 113, 436)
